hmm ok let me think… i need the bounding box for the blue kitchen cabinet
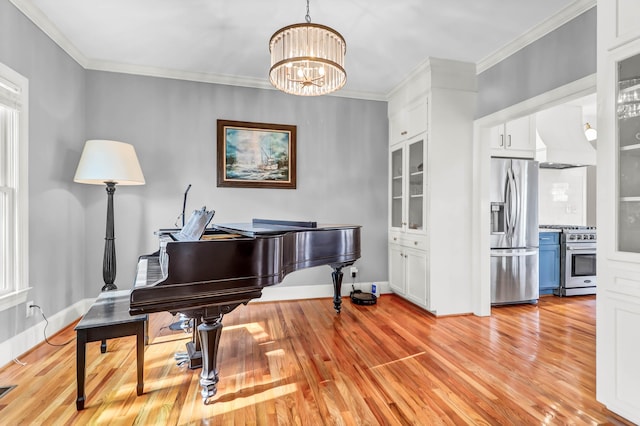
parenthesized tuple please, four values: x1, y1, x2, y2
(539, 232, 560, 295)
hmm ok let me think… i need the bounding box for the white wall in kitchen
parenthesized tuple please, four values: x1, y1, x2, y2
(539, 167, 588, 225)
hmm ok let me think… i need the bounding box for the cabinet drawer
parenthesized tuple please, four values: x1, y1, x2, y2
(539, 232, 559, 245)
(389, 233, 426, 250)
(400, 235, 427, 250)
(403, 236, 426, 250)
(389, 231, 402, 244)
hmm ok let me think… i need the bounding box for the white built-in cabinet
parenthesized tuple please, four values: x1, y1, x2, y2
(388, 58, 477, 315)
(389, 99, 428, 146)
(596, 1, 640, 423)
(388, 241, 428, 307)
(390, 134, 426, 232)
(489, 116, 536, 158)
(389, 108, 429, 306)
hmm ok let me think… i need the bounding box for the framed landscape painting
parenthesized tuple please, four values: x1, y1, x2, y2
(217, 120, 297, 189)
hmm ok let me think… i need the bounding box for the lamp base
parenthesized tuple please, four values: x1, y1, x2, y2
(101, 283, 118, 292)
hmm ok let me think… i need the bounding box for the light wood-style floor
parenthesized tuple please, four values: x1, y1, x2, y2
(0, 294, 633, 425)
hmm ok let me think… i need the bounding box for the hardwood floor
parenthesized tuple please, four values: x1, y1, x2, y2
(0, 294, 633, 425)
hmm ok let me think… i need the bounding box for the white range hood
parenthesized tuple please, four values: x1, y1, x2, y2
(535, 104, 596, 168)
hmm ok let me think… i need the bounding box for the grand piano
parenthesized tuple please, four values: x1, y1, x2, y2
(130, 218, 361, 402)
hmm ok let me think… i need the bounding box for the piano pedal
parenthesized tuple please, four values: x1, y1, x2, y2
(175, 351, 190, 367)
(168, 317, 193, 333)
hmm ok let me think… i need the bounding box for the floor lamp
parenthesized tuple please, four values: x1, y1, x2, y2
(74, 140, 145, 291)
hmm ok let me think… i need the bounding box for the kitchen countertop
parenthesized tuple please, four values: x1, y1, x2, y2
(539, 228, 562, 233)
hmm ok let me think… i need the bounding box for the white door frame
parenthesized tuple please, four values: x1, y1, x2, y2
(471, 74, 597, 316)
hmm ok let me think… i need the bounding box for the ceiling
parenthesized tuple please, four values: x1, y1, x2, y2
(13, 0, 586, 99)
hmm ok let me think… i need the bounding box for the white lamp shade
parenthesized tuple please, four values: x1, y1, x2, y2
(74, 140, 145, 185)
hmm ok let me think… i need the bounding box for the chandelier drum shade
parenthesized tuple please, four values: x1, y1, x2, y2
(269, 6, 346, 96)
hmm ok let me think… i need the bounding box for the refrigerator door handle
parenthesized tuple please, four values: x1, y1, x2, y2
(508, 167, 519, 240)
(503, 169, 511, 239)
(505, 167, 517, 240)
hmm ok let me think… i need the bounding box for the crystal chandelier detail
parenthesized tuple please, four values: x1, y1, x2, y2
(269, 0, 346, 96)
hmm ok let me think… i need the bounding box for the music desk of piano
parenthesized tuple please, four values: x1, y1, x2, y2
(130, 219, 361, 402)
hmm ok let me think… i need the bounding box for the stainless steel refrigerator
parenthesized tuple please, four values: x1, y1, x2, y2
(490, 158, 539, 305)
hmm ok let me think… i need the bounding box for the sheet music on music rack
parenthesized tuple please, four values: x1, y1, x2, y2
(172, 207, 215, 242)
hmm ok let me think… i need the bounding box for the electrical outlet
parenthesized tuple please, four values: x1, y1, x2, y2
(26, 300, 34, 318)
(350, 267, 358, 278)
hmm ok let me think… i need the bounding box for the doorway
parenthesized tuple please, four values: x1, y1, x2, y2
(471, 74, 596, 316)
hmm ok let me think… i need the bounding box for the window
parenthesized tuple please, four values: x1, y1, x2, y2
(0, 62, 29, 311)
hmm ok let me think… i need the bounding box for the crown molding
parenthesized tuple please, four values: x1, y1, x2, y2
(84, 59, 386, 101)
(10, 0, 89, 68)
(86, 59, 273, 90)
(12, 0, 593, 101)
(476, 0, 596, 74)
(10, 0, 386, 101)
(386, 1, 596, 98)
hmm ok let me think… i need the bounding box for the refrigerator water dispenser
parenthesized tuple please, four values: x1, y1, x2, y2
(491, 202, 505, 234)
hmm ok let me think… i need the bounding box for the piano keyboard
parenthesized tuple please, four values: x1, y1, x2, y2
(134, 256, 165, 287)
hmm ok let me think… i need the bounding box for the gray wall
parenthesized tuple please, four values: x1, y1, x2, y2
(0, 0, 388, 348)
(0, 0, 86, 342)
(1, 0, 591, 347)
(477, 8, 596, 118)
(84, 71, 389, 293)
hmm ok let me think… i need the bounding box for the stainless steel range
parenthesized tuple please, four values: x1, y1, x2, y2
(542, 226, 596, 296)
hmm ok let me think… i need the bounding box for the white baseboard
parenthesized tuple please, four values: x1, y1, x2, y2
(257, 281, 390, 303)
(0, 298, 94, 368)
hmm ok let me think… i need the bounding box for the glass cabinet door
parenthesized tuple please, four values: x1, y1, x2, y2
(391, 147, 403, 228)
(407, 138, 424, 230)
(617, 53, 640, 252)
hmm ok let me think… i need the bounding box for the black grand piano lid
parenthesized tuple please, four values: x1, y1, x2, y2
(172, 207, 215, 241)
(214, 218, 319, 237)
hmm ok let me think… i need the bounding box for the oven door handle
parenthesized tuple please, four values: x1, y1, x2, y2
(566, 246, 597, 251)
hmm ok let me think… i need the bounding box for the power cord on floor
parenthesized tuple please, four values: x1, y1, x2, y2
(30, 304, 74, 347)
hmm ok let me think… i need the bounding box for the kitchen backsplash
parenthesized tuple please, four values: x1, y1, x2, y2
(538, 167, 594, 225)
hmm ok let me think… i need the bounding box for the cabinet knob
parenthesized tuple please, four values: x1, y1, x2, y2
(507, 134, 512, 147)
(401, 131, 407, 136)
(500, 134, 504, 147)
(404, 255, 408, 258)
(393, 237, 397, 241)
(414, 241, 418, 245)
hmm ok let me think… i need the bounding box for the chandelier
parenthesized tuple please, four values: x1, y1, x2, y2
(269, 0, 346, 96)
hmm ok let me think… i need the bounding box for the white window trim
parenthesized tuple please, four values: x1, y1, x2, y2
(0, 62, 30, 312)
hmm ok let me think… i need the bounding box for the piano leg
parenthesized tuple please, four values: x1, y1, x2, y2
(198, 315, 222, 402)
(331, 265, 345, 313)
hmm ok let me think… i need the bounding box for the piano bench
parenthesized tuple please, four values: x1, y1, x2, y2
(74, 290, 148, 411)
